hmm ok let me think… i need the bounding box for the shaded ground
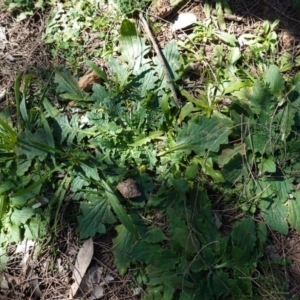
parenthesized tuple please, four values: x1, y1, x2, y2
(1, 0, 300, 299)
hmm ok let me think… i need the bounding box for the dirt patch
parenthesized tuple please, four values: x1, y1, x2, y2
(0, 8, 52, 104)
(0, 202, 140, 300)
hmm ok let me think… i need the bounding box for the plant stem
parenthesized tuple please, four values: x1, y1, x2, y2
(139, 12, 180, 107)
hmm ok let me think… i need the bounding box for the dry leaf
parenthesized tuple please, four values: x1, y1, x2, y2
(172, 13, 197, 32)
(69, 237, 94, 298)
(80, 265, 103, 293)
(15, 239, 35, 273)
(117, 178, 141, 198)
(78, 71, 102, 92)
(90, 285, 104, 300)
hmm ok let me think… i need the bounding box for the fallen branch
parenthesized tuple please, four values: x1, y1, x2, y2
(139, 12, 180, 107)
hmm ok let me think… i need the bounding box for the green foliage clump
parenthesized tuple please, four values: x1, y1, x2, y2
(115, 0, 150, 15)
(4, 0, 49, 20)
(1, 1, 300, 298)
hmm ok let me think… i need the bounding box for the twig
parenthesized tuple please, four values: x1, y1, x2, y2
(139, 12, 180, 107)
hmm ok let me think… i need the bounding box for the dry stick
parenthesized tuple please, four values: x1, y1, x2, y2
(139, 12, 180, 107)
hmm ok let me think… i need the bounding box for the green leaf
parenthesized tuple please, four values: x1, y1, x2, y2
(231, 218, 256, 262)
(185, 163, 198, 179)
(53, 114, 91, 145)
(128, 131, 163, 147)
(256, 222, 268, 245)
(78, 195, 116, 239)
(173, 227, 200, 254)
(148, 273, 194, 289)
(54, 68, 86, 99)
(112, 224, 136, 274)
(224, 79, 252, 94)
(12, 167, 58, 198)
(102, 180, 138, 238)
(250, 81, 277, 125)
(0, 181, 15, 194)
(80, 162, 100, 181)
(221, 153, 246, 183)
(288, 191, 300, 232)
(0, 246, 9, 265)
(42, 97, 60, 118)
(16, 128, 53, 161)
(196, 157, 225, 182)
(211, 270, 231, 298)
(159, 116, 231, 156)
(218, 144, 245, 167)
(251, 131, 271, 154)
(259, 157, 276, 173)
(215, 31, 237, 46)
(228, 46, 241, 64)
(0, 195, 8, 223)
(7, 223, 21, 243)
(130, 241, 162, 264)
(154, 40, 182, 89)
(24, 218, 46, 240)
(143, 226, 168, 243)
(265, 65, 285, 94)
(11, 207, 35, 225)
(178, 103, 194, 124)
(276, 101, 296, 141)
(86, 60, 108, 82)
(20, 98, 28, 124)
(260, 199, 288, 234)
(14, 72, 23, 130)
(134, 64, 158, 97)
(119, 19, 150, 73)
(269, 178, 294, 203)
(133, 215, 168, 243)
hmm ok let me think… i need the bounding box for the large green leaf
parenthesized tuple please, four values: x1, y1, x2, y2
(78, 195, 116, 239)
(265, 65, 285, 95)
(132, 214, 168, 243)
(260, 199, 288, 234)
(112, 224, 136, 275)
(102, 180, 138, 238)
(250, 80, 277, 125)
(54, 68, 86, 100)
(80, 161, 100, 181)
(153, 40, 182, 89)
(16, 129, 51, 161)
(159, 116, 232, 156)
(10, 207, 35, 225)
(231, 218, 257, 249)
(231, 218, 257, 263)
(119, 19, 150, 73)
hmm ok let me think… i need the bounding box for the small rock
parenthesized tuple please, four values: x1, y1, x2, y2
(117, 178, 141, 198)
(78, 71, 102, 92)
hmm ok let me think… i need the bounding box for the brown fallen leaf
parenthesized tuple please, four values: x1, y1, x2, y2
(117, 178, 141, 198)
(69, 237, 94, 298)
(78, 71, 102, 92)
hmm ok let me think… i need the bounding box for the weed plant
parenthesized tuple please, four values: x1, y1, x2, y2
(1, 1, 300, 299)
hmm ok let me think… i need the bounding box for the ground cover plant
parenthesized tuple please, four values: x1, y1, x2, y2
(1, 0, 300, 299)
